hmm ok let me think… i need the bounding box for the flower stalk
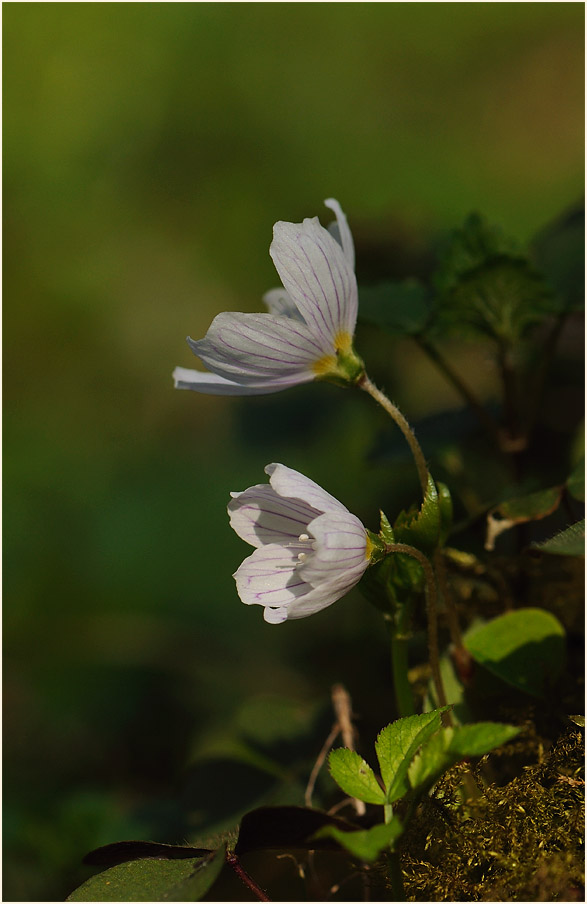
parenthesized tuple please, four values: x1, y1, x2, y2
(357, 374, 429, 498)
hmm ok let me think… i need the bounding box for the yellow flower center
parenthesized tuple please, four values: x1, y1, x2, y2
(311, 331, 354, 376)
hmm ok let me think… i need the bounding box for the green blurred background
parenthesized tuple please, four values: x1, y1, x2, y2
(4, 4, 584, 900)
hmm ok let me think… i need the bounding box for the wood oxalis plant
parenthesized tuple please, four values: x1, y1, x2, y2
(68, 200, 584, 901)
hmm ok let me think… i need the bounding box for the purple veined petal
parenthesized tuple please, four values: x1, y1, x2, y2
(270, 216, 358, 346)
(228, 483, 320, 548)
(324, 198, 355, 271)
(233, 543, 314, 608)
(188, 311, 326, 383)
(263, 606, 289, 624)
(265, 570, 360, 621)
(172, 366, 310, 396)
(299, 510, 369, 586)
(262, 288, 306, 323)
(265, 463, 350, 515)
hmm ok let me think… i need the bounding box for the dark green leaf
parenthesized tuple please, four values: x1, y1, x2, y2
(358, 280, 431, 336)
(485, 486, 562, 551)
(328, 748, 386, 805)
(375, 709, 448, 803)
(83, 841, 213, 868)
(448, 722, 520, 757)
(464, 608, 566, 696)
(434, 213, 553, 342)
(234, 806, 359, 855)
(67, 847, 225, 902)
(314, 818, 403, 863)
(532, 520, 585, 557)
(566, 459, 585, 503)
(531, 204, 585, 315)
(394, 474, 441, 553)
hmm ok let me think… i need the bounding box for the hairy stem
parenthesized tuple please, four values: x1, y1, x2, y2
(357, 373, 429, 497)
(226, 852, 271, 901)
(385, 543, 448, 713)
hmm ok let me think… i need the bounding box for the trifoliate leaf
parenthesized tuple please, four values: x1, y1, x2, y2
(375, 709, 449, 803)
(328, 748, 386, 805)
(314, 818, 403, 863)
(532, 520, 585, 557)
(464, 608, 566, 696)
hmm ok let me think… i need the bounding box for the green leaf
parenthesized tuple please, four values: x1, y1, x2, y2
(358, 280, 431, 336)
(67, 847, 225, 902)
(532, 519, 585, 557)
(328, 749, 386, 805)
(485, 486, 563, 551)
(375, 709, 448, 803)
(566, 460, 585, 503)
(314, 818, 403, 863)
(408, 722, 519, 794)
(408, 728, 452, 792)
(448, 722, 520, 757)
(531, 204, 585, 315)
(464, 608, 566, 696)
(434, 214, 553, 343)
(395, 474, 441, 553)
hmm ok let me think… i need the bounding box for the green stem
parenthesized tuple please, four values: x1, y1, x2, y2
(388, 619, 416, 717)
(385, 543, 448, 713)
(358, 373, 429, 498)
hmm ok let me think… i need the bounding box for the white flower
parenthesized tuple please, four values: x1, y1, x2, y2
(228, 463, 371, 624)
(173, 199, 363, 395)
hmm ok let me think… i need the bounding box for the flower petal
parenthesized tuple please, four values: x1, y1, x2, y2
(262, 288, 306, 322)
(267, 572, 358, 621)
(187, 311, 325, 383)
(228, 484, 320, 548)
(270, 217, 358, 347)
(324, 198, 355, 271)
(299, 511, 369, 586)
(234, 543, 313, 608)
(173, 366, 305, 396)
(265, 463, 350, 515)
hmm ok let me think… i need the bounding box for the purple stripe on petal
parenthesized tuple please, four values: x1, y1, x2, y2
(266, 463, 350, 515)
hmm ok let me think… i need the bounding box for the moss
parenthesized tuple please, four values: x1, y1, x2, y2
(398, 728, 584, 901)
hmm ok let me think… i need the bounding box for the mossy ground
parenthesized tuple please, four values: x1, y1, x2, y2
(395, 716, 584, 901)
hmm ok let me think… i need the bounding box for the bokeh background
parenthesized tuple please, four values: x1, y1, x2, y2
(4, 4, 584, 900)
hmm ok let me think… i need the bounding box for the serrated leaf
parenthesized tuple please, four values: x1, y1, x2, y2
(566, 459, 585, 502)
(375, 709, 448, 803)
(328, 749, 386, 805)
(532, 520, 585, 556)
(408, 728, 452, 792)
(395, 474, 441, 553)
(464, 608, 566, 696)
(67, 846, 225, 902)
(358, 280, 431, 336)
(408, 721, 519, 794)
(314, 818, 403, 863)
(448, 722, 519, 757)
(485, 486, 563, 551)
